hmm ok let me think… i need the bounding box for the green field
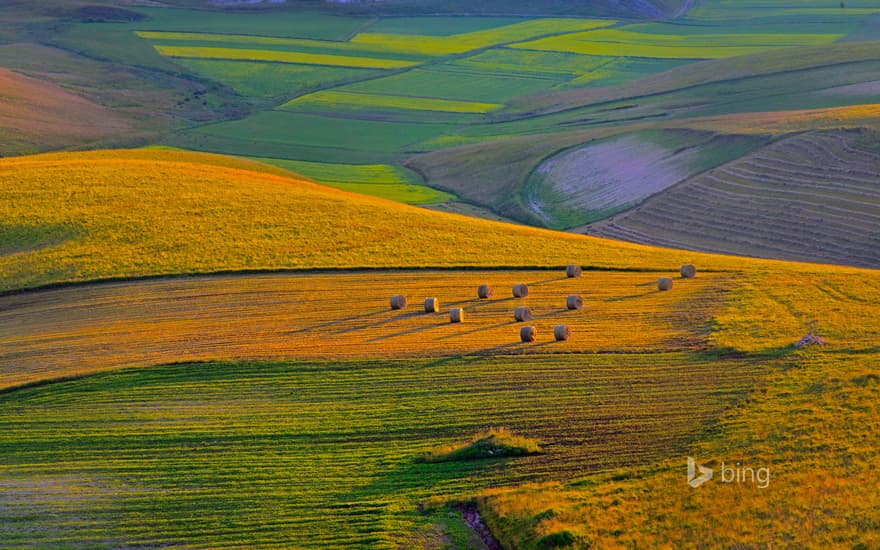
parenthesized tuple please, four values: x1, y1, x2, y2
(365, 16, 522, 35)
(0, 353, 767, 547)
(344, 67, 563, 104)
(251, 157, 454, 204)
(190, 111, 452, 155)
(349, 18, 615, 56)
(282, 90, 502, 114)
(153, 45, 419, 69)
(171, 59, 377, 98)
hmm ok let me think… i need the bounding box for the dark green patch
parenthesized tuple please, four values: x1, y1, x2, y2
(851, 373, 880, 387)
(536, 530, 578, 548)
(0, 223, 83, 256)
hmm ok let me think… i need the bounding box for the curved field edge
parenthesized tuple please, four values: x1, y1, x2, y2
(1, 148, 859, 294)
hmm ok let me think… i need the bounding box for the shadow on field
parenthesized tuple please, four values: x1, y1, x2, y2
(605, 289, 660, 302)
(366, 318, 449, 342)
(342, 448, 502, 504)
(332, 311, 429, 336)
(287, 309, 390, 335)
(534, 308, 569, 319)
(527, 276, 569, 287)
(436, 320, 517, 341)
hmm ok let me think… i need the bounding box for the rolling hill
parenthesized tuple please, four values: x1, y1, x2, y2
(0, 149, 877, 547)
(0, 148, 771, 293)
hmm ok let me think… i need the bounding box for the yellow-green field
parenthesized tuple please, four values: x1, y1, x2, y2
(152, 45, 419, 69)
(349, 19, 615, 56)
(511, 28, 844, 59)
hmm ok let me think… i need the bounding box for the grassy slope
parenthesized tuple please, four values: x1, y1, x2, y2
(0, 148, 812, 293)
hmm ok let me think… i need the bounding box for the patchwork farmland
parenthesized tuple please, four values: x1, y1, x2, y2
(2, 0, 880, 547)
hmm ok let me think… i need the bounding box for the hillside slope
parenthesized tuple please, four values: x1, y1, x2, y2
(0, 148, 808, 292)
(584, 130, 880, 268)
(0, 68, 132, 155)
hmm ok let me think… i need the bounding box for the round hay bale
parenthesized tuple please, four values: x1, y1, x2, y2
(658, 277, 673, 291)
(566, 264, 582, 278)
(424, 297, 440, 313)
(390, 295, 407, 310)
(450, 308, 464, 323)
(512, 283, 529, 298)
(566, 295, 583, 311)
(520, 325, 537, 343)
(554, 325, 571, 342)
(514, 306, 533, 322)
(680, 264, 696, 279)
(477, 284, 494, 299)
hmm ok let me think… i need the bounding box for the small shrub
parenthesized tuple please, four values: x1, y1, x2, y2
(419, 427, 542, 463)
(537, 530, 577, 548)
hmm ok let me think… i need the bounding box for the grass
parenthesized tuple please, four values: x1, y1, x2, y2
(136, 31, 430, 62)
(477, 348, 880, 548)
(343, 67, 567, 104)
(2, 148, 879, 547)
(133, 7, 368, 40)
(510, 41, 880, 116)
(281, 90, 502, 114)
(189, 111, 453, 154)
(152, 45, 420, 69)
(365, 16, 522, 36)
(420, 428, 543, 462)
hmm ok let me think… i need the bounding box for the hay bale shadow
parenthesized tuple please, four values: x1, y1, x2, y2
(287, 309, 390, 335)
(366, 319, 448, 342)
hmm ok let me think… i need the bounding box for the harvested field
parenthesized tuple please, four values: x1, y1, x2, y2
(585, 131, 880, 268)
(0, 269, 726, 390)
